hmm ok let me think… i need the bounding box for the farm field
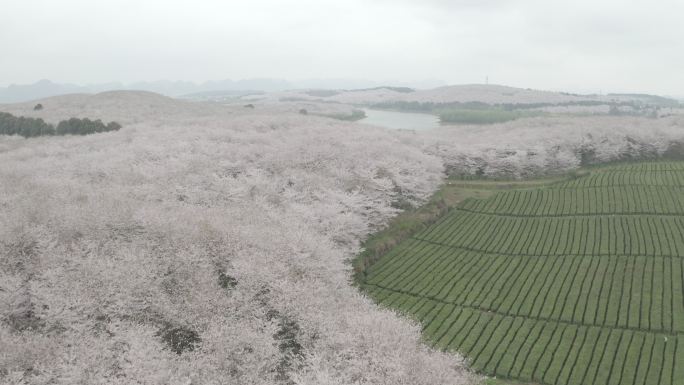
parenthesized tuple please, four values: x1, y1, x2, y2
(361, 161, 684, 385)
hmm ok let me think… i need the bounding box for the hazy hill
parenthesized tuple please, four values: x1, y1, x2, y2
(0, 79, 88, 103)
(0, 90, 474, 385)
(397, 84, 594, 104)
(0, 91, 231, 124)
(5, 81, 677, 111)
(264, 84, 680, 108)
(0, 79, 295, 103)
(259, 84, 595, 105)
(0, 90, 366, 124)
(0, 79, 444, 103)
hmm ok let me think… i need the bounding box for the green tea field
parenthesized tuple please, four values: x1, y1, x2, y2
(362, 162, 684, 385)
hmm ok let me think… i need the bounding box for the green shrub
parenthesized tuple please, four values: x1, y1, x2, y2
(0, 112, 55, 137)
(317, 109, 366, 121)
(157, 324, 201, 355)
(56, 117, 121, 135)
(0, 112, 121, 138)
(218, 271, 238, 289)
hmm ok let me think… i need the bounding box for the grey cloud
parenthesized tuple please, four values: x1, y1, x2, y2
(0, 0, 682, 95)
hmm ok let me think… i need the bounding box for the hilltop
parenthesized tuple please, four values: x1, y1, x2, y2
(0, 90, 368, 125)
(0, 91, 229, 124)
(248, 84, 680, 109)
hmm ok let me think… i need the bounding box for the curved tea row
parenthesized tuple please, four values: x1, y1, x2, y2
(363, 162, 684, 385)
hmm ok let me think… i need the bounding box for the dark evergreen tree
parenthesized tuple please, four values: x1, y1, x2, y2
(0, 112, 120, 138)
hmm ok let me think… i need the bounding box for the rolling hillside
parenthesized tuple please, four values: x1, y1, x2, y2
(362, 162, 684, 385)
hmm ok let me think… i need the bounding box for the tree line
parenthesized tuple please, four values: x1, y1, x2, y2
(0, 112, 122, 138)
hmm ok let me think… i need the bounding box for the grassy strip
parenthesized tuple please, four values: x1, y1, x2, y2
(353, 175, 570, 284)
(314, 109, 367, 121)
(438, 108, 540, 125)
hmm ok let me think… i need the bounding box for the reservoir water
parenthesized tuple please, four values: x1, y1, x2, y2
(359, 109, 440, 131)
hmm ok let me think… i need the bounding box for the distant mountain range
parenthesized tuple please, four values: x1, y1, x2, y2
(0, 79, 294, 103)
(0, 78, 447, 103)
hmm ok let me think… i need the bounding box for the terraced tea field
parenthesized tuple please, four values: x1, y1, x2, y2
(362, 162, 684, 385)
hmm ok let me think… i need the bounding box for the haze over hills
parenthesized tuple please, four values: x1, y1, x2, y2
(0, 79, 293, 103)
(0, 78, 448, 103)
(246, 84, 682, 110)
(284, 84, 596, 105)
(3, 79, 680, 114)
(0, 89, 368, 125)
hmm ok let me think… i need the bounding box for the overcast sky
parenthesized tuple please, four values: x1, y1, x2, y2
(1, 0, 682, 95)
